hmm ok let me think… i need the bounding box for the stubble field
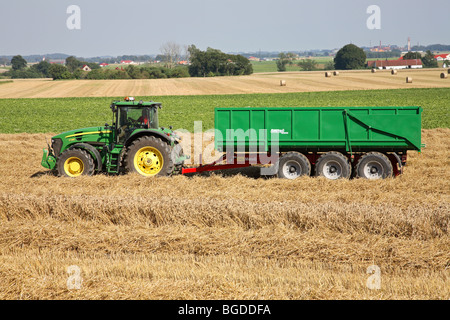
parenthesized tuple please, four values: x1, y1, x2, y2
(0, 128, 448, 299)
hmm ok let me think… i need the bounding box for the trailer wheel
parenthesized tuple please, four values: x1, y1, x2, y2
(124, 136, 174, 177)
(315, 151, 351, 180)
(355, 152, 393, 179)
(57, 148, 95, 177)
(277, 152, 311, 179)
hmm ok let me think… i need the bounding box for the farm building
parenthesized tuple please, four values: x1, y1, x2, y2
(367, 59, 423, 70)
(434, 54, 450, 61)
(81, 65, 91, 72)
(99, 63, 109, 67)
(120, 60, 136, 65)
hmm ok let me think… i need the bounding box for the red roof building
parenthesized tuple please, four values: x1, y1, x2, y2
(434, 54, 450, 61)
(367, 59, 423, 69)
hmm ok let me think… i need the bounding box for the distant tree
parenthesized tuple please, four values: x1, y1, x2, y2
(65, 56, 83, 72)
(421, 50, 438, 68)
(334, 44, 366, 70)
(11, 55, 27, 70)
(48, 64, 73, 80)
(31, 60, 51, 77)
(297, 59, 318, 71)
(125, 65, 142, 79)
(402, 51, 422, 60)
(188, 45, 252, 77)
(276, 53, 289, 72)
(160, 41, 181, 69)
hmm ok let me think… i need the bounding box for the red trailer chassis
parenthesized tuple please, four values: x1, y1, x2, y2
(180, 152, 404, 176)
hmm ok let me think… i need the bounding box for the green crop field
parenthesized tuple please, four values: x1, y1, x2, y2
(0, 88, 448, 134)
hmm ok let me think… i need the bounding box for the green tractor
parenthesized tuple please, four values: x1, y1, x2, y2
(41, 97, 188, 177)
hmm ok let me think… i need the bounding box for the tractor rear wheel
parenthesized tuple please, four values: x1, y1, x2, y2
(277, 152, 311, 179)
(315, 151, 351, 180)
(57, 148, 95, 177)
(355, 152, 393, 179)
(124, 136, 174, 177)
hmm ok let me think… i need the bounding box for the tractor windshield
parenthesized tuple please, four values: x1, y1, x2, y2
(117, 106, 158, 130)
(117, 106, 159, 143)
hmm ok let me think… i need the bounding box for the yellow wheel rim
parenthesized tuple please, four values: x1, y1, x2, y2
(64, 157, 84, 177)
(134, 147, 164, 176)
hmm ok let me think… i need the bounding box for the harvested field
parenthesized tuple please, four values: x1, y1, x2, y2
(0, 69, 449, 99)
(0, 129, 448, 299)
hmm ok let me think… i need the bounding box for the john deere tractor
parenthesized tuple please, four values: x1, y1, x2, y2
(41, 97, 187, 177)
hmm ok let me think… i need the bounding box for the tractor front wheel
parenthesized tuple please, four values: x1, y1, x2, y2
(57, 148, 95, 177)
(124, 136, 174, 177)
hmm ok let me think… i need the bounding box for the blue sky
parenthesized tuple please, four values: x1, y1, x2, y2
(1, 0, 448, 56)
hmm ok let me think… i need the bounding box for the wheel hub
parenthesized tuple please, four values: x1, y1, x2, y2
(282, 160, 302, 179)
(134, 147, 163, 176)
(363, 161, 383, 179)
(323, 161, 342, 180)
(70, 161, 81, 172)
(64, 157, 84, 177)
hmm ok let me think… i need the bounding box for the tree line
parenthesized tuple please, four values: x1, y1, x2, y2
(2, 46, 253, 80)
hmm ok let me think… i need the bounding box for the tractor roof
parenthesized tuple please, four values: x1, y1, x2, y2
(114, 101, 161, 107)
(112, 97, 161, 107)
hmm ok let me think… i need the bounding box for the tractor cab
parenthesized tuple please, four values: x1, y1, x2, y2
(111, 97, 161, 144)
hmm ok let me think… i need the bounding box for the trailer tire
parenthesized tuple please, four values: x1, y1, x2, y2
(315, 151, 351, 180)
(57, 148, 95, 177)
(355, 152, 393, 179)
(124, 136, 174, 177)
(277, 152, 311, 179)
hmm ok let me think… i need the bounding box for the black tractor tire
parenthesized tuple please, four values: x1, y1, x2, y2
(56, 148, 95, 177)
(124, 136, 174, 177)
(277, 152, 311, 179)
(355, 152, 393, 179)
(315, 151, 352, 180)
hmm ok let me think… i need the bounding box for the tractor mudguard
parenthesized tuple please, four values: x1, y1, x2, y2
(125, 130, 173, 148)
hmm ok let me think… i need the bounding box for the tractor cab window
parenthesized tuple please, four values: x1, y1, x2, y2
(117, 106, 158, 143)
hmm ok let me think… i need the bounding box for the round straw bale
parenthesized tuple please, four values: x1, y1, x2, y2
(280, 80, 286, 86)
(391, 69, 397, 75)
(325, 72, 332, 77)
(333, 71, 339, 76)
(406, 77, 413, 83)
(440, 72, 448, 79)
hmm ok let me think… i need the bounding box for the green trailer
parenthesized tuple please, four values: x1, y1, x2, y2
(186, 106, 422, 179)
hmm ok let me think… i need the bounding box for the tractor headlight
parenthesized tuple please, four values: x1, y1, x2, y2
(51, 138, 63, 156)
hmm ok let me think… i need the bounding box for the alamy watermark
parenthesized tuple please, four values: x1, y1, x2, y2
(366, 5, 381, 30)
(67, 265, 82, 290)
(66, 5, 81, 30)
(366, 265, 381, 290)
